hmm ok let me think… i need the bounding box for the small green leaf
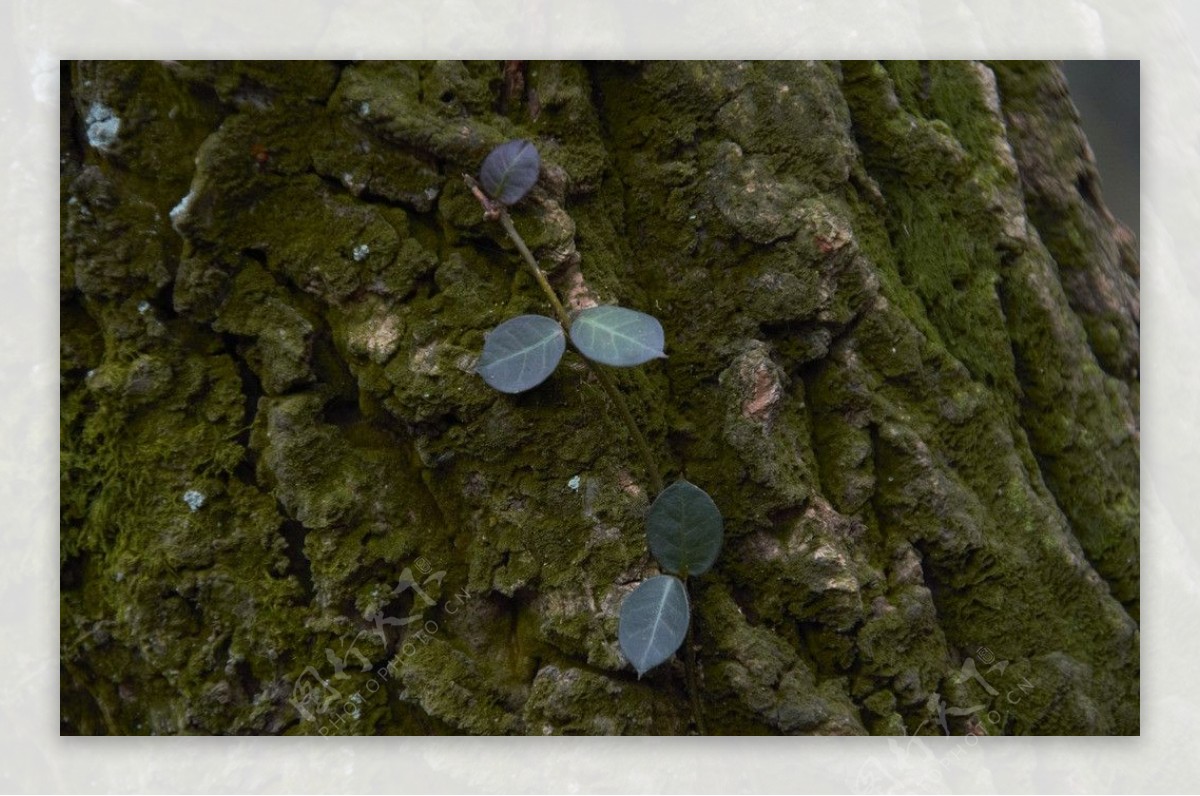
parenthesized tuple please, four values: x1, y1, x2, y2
(476, 314, 565, 394)
(569, 305, 665, 367)
(618, 575, 690, 677)
(479, 139, 541, 205)
(646, 479, 723, 576)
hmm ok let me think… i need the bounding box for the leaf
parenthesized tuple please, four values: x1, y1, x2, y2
(479, 139, 541, 205)
(476, 314, 566, 394)
(646, 479, 724, 577)
(569, 305, 666, 367)
(618, 575, 690, 678)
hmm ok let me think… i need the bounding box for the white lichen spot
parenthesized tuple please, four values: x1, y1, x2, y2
(567, 475, 581, 491)
(182, 489, 206, 512)
(341, 172, 366, 196)
(352, 243, 370, 262)
(169, 189, 196, 232)
(85, 103, 121, 152)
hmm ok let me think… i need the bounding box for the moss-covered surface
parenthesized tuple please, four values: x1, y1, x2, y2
(61, 60, 1138, 735)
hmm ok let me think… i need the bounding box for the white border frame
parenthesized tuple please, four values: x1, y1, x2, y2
(8, 1, 1195, 791)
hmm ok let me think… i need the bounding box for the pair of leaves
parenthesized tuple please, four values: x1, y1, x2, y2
(618, 480, 724, 677)
(476, 307, 665, 394)
(476, 140, 664, 391)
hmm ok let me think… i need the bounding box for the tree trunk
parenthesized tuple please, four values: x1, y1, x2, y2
(60, 60, 1139, 735)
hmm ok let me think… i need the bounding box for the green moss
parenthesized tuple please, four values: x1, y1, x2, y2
(523, 664, 684, 735)
(883, 61, 1009, 176)
(62, 60, 1137, 736)
(70, 61, 227, 210)
(65, 167, 172, 302)
(699, 587, 865, 734)
(393, 637, 520, 734)
(60, 319, 313, 732)
(842, 62, 1021, 407)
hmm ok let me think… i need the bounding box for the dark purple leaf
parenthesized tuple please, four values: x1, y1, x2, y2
(479, 139, 541, 205)
(476, 314, 565, 393)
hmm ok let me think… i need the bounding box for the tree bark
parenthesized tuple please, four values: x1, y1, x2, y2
(60, 60, 1139, 735)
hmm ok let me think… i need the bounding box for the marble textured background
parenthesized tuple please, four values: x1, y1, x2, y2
(5, 0, 1198, 791)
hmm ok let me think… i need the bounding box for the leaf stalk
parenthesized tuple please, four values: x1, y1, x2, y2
(495, 208, 664, 495)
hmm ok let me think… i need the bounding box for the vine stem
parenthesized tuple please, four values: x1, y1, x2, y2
(496, 211, 664, 495)
(683, 578, 708, 735)
(469, 177, 700, 730)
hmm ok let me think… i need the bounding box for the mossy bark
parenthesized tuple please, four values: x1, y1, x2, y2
(60, 60, 1138, 735)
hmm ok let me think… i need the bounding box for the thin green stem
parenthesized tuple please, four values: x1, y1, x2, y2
(590, 370, 665, 495)
(498, 211, 664, 495)
(499, 214, 573, 328)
